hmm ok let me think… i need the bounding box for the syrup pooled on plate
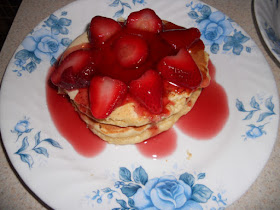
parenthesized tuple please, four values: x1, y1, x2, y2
(176, 61, 229, 139)
(46, 70, 107, 157)
(136, 128, 177, 159)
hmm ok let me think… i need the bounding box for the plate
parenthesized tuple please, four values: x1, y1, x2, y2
(254, 0, 280, 62)
(0, 0, 279, 209)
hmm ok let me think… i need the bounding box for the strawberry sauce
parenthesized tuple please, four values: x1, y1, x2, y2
(136, 128, 177, 159)
(46, 70, 106, 157)
(176, 61, 229, 139)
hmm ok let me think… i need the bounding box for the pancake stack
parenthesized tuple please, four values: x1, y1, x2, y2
(52, 9, 211, 144)
(60, 32, 210, 144)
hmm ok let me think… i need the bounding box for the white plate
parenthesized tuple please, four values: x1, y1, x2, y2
(254, 0, 280, 62)
(0, 0, 279, 209)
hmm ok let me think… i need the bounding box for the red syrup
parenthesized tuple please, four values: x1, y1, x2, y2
(176, 60, 229, 139)
(46, 68, 106, 157)
(136, 128, 177, 159)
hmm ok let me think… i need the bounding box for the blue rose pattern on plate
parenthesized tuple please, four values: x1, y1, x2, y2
(186, 1, 251, 55)
(83, 166, 227, 209)
(11, 116, 33, 141)
(109, 0, 146, 18)
(11, 117, 62, 168)
(12, 11, 72, 76)
(236, 95, 276, 140)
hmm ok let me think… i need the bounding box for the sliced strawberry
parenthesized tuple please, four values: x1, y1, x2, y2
(160, 28, 201, 50)
(157, 48, 202, 89)
(114, 34, 148, 68)
(51, 49, 93, 89)
(162, 21, 185, 30)
(129, 70, 163, 114)
(76, 64, 96, 87)
(89, 76, 127, 119)
(188, 39, 205, 52)
(126, 8, 162, 33)
(89, 16, 122, 46)
(59, 67, 77, 89)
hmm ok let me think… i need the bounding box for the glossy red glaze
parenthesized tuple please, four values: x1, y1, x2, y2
(136, 128, 177, 159)
(176, 61, 229, 139)
(46, 68, 106, 157)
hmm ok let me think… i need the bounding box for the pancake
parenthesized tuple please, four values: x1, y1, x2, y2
(74, 88, 201, 144)
(57, 20, 210, 144)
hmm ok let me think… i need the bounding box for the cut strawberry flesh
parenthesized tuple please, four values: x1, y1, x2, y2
(96, 30, 174, 84)
(51, 49, 93, 89)
(129, 70, 163, 114)
(162, 21, 185, 31)
(157, 48, 202, 89)
(51, 49, 100, 89)
(89, 16, 122, 47)
(188, 39, 205, 52)
(160, 28, 201, 50)
(114, 34, 148, 68)
(76, 62, 98, 87)
(59, 67, 77, 89)
(188, 39, 210, 88)
(89, 76, 127, 119)
(126, 8, 163, 33)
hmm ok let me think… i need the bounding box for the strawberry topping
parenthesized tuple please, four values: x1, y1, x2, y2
(189, 39, 205, 52)
(51, 49, 94, 89)
(126, 8, 163, 33)
(51, 9, 207, 117)
(160, 28, 201, 50)
(89, 16, 122, 47)
(157, 48, 202, 89)
(76, 62, 98, 87)
(59, 67, 76, 88)
(129, 70, 163, 114)
(89, 76, 127, 119)
(114, 34, 148, 68)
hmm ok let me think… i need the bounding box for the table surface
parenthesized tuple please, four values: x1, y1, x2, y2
(0, 0, 279, 209)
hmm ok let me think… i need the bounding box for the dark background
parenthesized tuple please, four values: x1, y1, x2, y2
(0, 0, 22, 51)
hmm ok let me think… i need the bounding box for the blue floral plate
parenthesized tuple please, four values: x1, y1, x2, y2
(0, 0, 279, 209)
(254, 0, 280, 63)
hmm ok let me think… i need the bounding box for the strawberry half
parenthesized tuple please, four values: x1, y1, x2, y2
(51, 49, 93, 89)
(114, 34, 148, 68)
(126, 8, 163, 33)
(89, 16, 122, 46)
(129, 70, 163, 114)
(188, 39, 205, 52)
(160, 28, 201, 50)
(89, 76, 127, 119)
(157, 48, 202, 89)
(76, 62, 98, 87)
(59, 67, 77, 89)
